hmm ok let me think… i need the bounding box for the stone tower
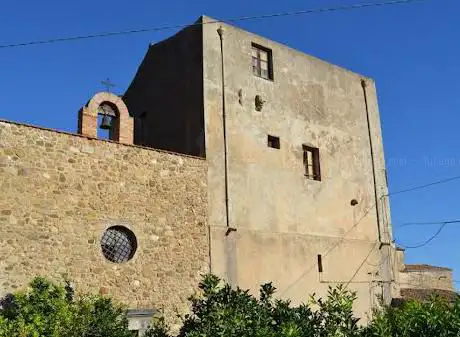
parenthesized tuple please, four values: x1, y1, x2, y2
(123, 16, 397, 319)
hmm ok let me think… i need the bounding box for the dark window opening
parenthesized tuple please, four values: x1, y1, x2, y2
(267, 135, 280, 149)
(303, 145, 321, 181)
(317, 254, 323, 273)
(252, 43, 274, 80)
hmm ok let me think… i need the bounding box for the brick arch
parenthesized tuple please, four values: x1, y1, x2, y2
(85, 92, 129, 118)
(78, 92, 133, 144)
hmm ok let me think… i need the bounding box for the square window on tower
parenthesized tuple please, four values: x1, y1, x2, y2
(267, 135, 280, 149)
(303, 145, 321, 181)
(251, 43, 274, 80)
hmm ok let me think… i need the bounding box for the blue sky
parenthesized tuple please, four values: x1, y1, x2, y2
(1, 0, 459, 289)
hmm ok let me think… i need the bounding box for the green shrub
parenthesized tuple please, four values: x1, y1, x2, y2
(145, 274, 360, 337)
(0, 277, 133, 337)
(2, 275, 458, 337)
(364, 295, 460, 337)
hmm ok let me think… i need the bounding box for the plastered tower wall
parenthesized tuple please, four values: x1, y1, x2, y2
(0, 120, 208, 317)
(202, 18, 395, 319)
(125, 16, 396, 318)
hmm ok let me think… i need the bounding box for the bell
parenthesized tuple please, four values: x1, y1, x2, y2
(99, 114, 113, 130)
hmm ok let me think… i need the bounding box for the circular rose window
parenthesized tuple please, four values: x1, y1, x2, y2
(100, 226, 137, 263)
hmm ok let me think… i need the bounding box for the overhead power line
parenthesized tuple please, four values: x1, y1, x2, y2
(396, 218, 460, 249)
(0, 0, 428, 49)
(398, 223, 448, 249)
(398, 219, 460, 228)
(387, 174, 460, 197)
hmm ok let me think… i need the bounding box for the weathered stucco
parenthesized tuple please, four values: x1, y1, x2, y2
(0, 121, 208, 319)
(201, 17, 396, 320)
(122, 15, 398, 320)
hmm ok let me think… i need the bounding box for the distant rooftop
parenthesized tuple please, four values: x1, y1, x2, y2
(401, 288, 458, 301)
(392, 288, 458, 307)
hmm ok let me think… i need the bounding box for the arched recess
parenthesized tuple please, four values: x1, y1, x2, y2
(78, 92, 133, 144)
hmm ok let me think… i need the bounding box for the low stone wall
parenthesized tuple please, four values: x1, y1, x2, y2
(0, 120, 209, 320)
(400, 265, 454, 291)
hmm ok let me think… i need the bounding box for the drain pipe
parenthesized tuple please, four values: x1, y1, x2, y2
(217, 26, 235, 235)
(361, 79, 382, 243)
(361, 78, 391, 305)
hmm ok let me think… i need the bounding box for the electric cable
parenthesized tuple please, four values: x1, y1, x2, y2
(398, 222, 447, 249)
(0, 0, 429, 49)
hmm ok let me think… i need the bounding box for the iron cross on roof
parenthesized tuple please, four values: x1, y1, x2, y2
(101, 78, 116, 93)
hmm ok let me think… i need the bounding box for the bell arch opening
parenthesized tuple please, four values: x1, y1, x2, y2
(77, 92, 134, 144)
(97, 101, 119, 140)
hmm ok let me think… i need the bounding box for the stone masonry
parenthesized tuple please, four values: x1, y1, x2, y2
(0, 120, 208, 319)
(1, 15, 456, 329)
(394, 247, 457, 304)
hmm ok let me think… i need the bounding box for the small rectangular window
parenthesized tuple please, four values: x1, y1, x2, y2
(267, 135, 280, 149)
(251, 43, 273, 80)
(317, 254, 323, 273)
(303, 145, 321, 181)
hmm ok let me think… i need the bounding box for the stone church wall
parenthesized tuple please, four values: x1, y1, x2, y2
(0, 120, 208, 317)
